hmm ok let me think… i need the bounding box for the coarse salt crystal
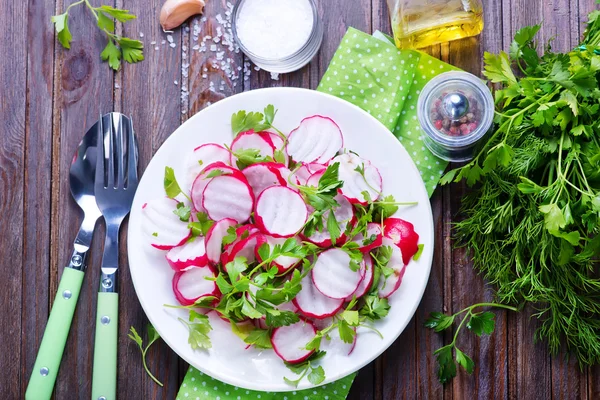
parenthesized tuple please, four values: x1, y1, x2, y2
(167, 35, 174, 43)
(150, 41, 156, 45)
(210, 44, 217, 51)
(236, 0, 313, 59)
(270, 72, 280, 80)
(174, 80, 178, 85)
(155, 46, 159, 50)
(139, 32, 144, 37)
(170, 43, 176, 48)
(161, 40, 166, 44)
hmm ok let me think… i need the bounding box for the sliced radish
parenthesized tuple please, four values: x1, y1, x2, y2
(254, 186, 308, 238)
(345, 254, 374, 301)
(172, 265, 219, 306)
(202, 175, 254, 223)
(325, 324, 357, 356)
(271, 320, 317, 364)
(265, 132, 290, 167)
(383, 218, 420, 265)
(205, 218, 238, 265)
(293, 272, 344, 319)
(142, 197, 191, 250)
(269, 163, 294, 186)
(312, 249, 363, 299)
(191, 162, 245, 212)
(184, 144, 230, 190)
(255, 235, 302, 273)
(242, 162, 288, 197)
(377, 238, 406, 298)
(287, 116, 343, 164)
(332, 153, 382, 205)
(166, 237, 208, 271)
(294, 163, 326, 185)
(301, 194, 355, 248)
(352, 222, 383, 253)
(228, 232, 264, 265)
(230, 130, 275, 166)
(306, 170, 325, 187)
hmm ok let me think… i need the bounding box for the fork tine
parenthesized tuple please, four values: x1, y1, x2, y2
(107, 114, 116, 188)
(116, 115, 125, 189)
(95, 114, 105, 188)
(127, 116, 138, 186)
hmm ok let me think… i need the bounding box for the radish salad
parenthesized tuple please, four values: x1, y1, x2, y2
(142, 105, 423, 386)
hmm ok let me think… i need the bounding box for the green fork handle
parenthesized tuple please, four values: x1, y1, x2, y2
(25, 267, 84, 400)
(91, 292, 119, 400)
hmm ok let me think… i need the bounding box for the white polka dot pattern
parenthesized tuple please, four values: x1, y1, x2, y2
(317, 27, 456, 196)
(176, 367, 355, 400)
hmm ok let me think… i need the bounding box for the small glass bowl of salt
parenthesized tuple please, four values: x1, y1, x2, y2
(232, 0, 323, 73)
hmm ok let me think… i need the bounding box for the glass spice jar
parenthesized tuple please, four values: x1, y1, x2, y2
(386, 0, 484, 49)
(417, 71, 494, 162)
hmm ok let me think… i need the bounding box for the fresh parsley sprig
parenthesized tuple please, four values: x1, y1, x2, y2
(231, 105, 286, 138)
(51, 1, 143, 70)
(128, 325, 163, 387)
(425, 303, 517, 384)
(178, 310, 213, 350)
(284, 351, 327, 387)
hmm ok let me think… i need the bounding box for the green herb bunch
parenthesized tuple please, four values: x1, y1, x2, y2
(442, 10, 600, 365)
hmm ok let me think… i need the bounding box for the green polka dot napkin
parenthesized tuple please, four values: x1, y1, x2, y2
(176, 27, 458, 400)
(176, 367, 354, 400)
(317, 27, 458, 196)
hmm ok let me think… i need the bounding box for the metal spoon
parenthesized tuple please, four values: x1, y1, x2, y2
(26, 116, 105, 400)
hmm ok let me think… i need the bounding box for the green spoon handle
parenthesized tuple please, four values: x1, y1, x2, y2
(91, 291, 119, 400)
(25, 267, 84, 400)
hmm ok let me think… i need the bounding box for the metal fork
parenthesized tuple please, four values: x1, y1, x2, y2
(91, 113, 138, 400)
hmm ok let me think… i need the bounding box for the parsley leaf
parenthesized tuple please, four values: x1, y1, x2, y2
(179, 311, 212, 351)
(244, 329, 273, 349)
(101, 40, 121, 70)
(467, 311, 496, 336)
(51, 13, 72, 49)
(164, 166, 182, 198)
(326, 211, 341, 244)
(359, 294, 390, 321)
(173, 202, 191, 222)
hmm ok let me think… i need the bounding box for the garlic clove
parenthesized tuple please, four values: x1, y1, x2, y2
(160, 0, 205, 31)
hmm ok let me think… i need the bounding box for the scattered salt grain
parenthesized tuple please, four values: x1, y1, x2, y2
(161, 40, 166, 44)
(155, 46, 159, 50)
(270, 72, 280, 81)
(167, 35, 174, 43)
(150, 41, 156, 45)
(210, 44, 217, 52)
(139, 32, 144, 38)
(115, 83, 120, 89)
(174, 80, 178, 85)
(170, 43, 176, 48)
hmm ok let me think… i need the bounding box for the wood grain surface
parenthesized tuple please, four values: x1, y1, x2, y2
(1, 0, 599, 399)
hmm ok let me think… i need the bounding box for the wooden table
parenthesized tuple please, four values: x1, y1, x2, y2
(2, 0, 600, 398)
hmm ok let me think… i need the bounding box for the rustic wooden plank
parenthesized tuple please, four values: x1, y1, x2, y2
(0, 0, 28, 396)
(50, 0, 115, 396)
(187, 0, 244, 115)
(114, 0, 185, 398)
(19, 0, 56, 397)
(494, 1, 554, 399)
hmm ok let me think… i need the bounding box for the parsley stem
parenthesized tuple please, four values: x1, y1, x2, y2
(141, 347, 164, 387)
(66, 0, 85, 13)
(452, 302, 518, 317)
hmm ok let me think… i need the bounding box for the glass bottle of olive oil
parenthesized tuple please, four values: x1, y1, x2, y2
(387, 0, 484, 49)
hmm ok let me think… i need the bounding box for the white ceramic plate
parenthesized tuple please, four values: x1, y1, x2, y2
(128, 87, 434, 392)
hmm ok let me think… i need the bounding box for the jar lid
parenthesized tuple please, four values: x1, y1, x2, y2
(417, 71, 494, 149)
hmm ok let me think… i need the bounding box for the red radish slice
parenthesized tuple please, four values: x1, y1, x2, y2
(184, 144, 230, 190)
(205, 218, 237, 265)
(325, 324, 357, 356)
(228, 232, 264, 265)
(242, 162, 288, 197)
(352, 223, 383, 253)
(377, 238, 406, 298)
(293, 271, 344, 319)
(346, 254, 374, 301)
(312, 249, 363, 299)
(383, 218, 420, 265)
(295, 163, 326, 185)
(166, 237, 208, 271)
(230, 130, 275, 166)
(255, 186, 308, 238)
(142, 197, 191, 250)
(301, 194, 355, 248)
(255, 235, 302, 273)
(265, 132, 290, 167)
(172, 265, 218, 306)
(269, 163, 294, 186)
(332, 153, 382, 205)
(271, 320, 317, 364)
(306, 170, 325, 187)
(202, 175, 254, 223)
(191, 162, 245, 211)
(287, 116, 343, 164)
